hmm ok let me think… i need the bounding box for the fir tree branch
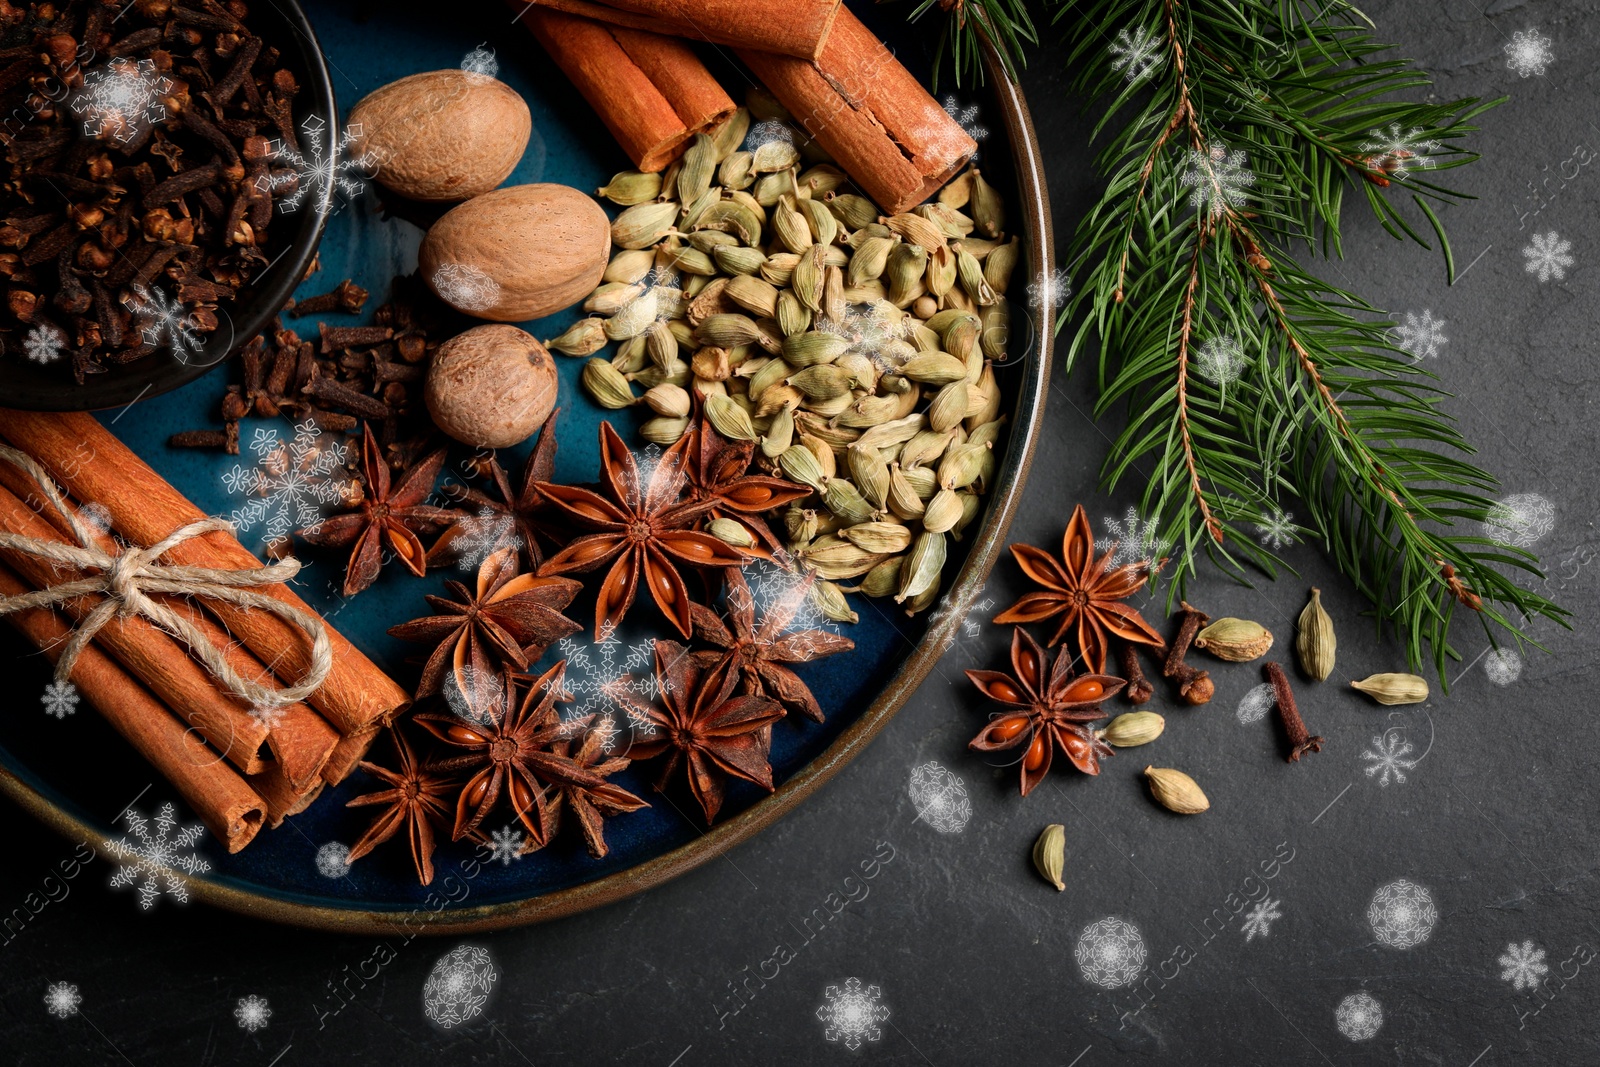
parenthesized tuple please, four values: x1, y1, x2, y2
(907, 0, 1037, 88)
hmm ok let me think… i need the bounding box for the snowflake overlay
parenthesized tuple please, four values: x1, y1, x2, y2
(24, 322, 67, 364)
(1236, 682, 1275, 724)
(1180, 143, 1256, 218)
(908, 761, 972, 834)
(744, 119, 794, 150)
(446, 507, 519, 571)
(460, 44, 498, 82)
(224, 420, 349, 550)
(815, 977, 889, 1051)
(123, 283, 201, 362)
(1102, 507, 1169, 572)
(1367, 878, 1438, 949)
(258, 115, 381, 214)
(1194, 334, 1247, 390)
(816, 299, 915, 372)
(1027, 267, 1071, 314)
(1389, 309, 1447, 361)
(1522, 231, 1574, 283)
(247, 701, 285, 732)
(1499, 940, 1550, 993)
(315, 842, 351, 879)
(1481, 492, 1555, 548)
(486, 825, 526, 866)
(1241, 897, 1282, 942)
(234, 994, 271, 1032)
(423, 945, 497, 1029)
(432, 262, 502, 312)
(44, 981, 81, 1018)
(1255, 508, 1296, 550)
(1483, 648, 1523, 686)
(1109, 26, 1163, 83)
(107, 801, 211, 909)
(1335, 991, 1383, 1041)
(553, 633, 667, 749)
(41, 680, 78, 719)
(1359, 123, 1439, 178)
(942, 96, 987, 143)
(1075, 917, 1147, 989)
(1362, 729, 1418, 787)
(72, 58, 171, 143)
(1504, 29, 1554, 78)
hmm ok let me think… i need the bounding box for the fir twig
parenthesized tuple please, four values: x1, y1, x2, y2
(907, 0, 1036, 88)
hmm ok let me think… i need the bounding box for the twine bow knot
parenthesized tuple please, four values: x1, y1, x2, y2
(0, 444, 332, 709)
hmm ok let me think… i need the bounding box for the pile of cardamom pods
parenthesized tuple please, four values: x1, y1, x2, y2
(546, 88, 1018, 618)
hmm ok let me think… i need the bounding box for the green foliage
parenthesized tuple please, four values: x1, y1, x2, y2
(907, 0, 1036, 88)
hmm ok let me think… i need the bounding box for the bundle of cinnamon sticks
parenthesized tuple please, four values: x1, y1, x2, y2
(514, 0, 976, 214)
(0, 409, 410, 853)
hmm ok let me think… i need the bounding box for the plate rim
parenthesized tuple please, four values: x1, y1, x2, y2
(0, 38, 1056, 934)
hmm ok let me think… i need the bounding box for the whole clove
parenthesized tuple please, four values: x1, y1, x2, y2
(1263, 660, 1323, 762)
(1162, 602, 1215, 705)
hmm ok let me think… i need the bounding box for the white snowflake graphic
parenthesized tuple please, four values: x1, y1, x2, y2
(1335, 991, 1383, 1041)
(1241, 897, 1283, 942)
(432, 262, 502, 312)
(423, 944, 497, 1029)
(908, 761, 972, 834)
(24, 322, 67, 364)
(460, 44, 498, 82)
(76, 501, 113, 535)
(1482, 492, 1555, 548)
(247, 701, 285, 731)
(1101, 506, 1169, 572)
(486, 825, 526, 866)
(553, 632, 667, 749)
(234, 994, 271, 1032)
(815, 977, 889, 1051)
(443, 663, 504, 727)
(1367, 878, 1438, 949)
(123, 283, 202, 362)
(816, 299, 916, 372)
(1180, 142, 1256, 218)
(744, 119, 794, 150)
(745, 561, 840, 643)
(446, 508, 519, 572)
(315, 842, 351, 879)
(962, 598, 995, 638)
(942, 96, 988, 142)
(223, 420, 349, 550)
(1108, 26, 1163, 83)
(1359, 123, 1440, 178)
(1499, 940, 1550, 992)
(1389, 309, 1447, 361)
(1361, 729, 1418, 787)
(1504, 29, 1554, 78)
(71, 58, 171, 143)
(1236, 682, 1276, 724)
(41, 680, 78, 719)
(1027, 266, 1071, 314)
(1194, 334, 1248, 390)
(1254, 508, 1296, 549)
(1522, 231, 1574, 283)
(107, 801, 211, 909)
(257, 114, 381, 214)
(1483, 648, 1523, 686)
(44, 981, 81, 1018)
(1075, 916, 1147, 989)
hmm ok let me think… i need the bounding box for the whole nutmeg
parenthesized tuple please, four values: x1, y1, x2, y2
(419, 184, 610, 321)
(425, 325, 557, 449)
(348, 69, 531, 202)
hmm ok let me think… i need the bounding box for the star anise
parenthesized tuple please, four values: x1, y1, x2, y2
(387, 545, 583, 703)
(414, 661, 614, 845)
(345, 726, 460, 885)
(682, 413, 810, 562)
(967, 626, 1126, 796)
(300, 423, 459, 596)
(689, 567, 853, 723)
(429, 408, 561, 572)
(530, 727, 649, 859)
(994, 504, 1164, 673)
(618, 639, 785, 824)
(536, 422, 749, 640)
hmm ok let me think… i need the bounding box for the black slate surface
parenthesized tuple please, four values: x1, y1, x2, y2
(4, 1, 1598, 1063)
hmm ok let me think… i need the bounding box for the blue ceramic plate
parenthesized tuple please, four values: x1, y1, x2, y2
(0, 0, 1053, 932)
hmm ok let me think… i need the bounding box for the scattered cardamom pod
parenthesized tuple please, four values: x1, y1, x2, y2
(581, 358, 636, 409)
(596, 170, 662, 206)
(1295, 587, 1336, 681)
(1350, 673, 1429, 705)
(1032, 824, 1066, 892)
(1194, 617, 1274, 662)
(1101, 712, 1165, 748)
(1145, 766, 1209, 814)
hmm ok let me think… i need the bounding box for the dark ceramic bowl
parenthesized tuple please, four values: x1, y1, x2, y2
(0, 0, 336, 412)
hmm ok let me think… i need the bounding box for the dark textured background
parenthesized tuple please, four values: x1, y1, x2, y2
(4, 0, 1598, 1063)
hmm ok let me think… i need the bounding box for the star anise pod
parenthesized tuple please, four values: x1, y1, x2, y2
(300, 423, 459, 596)
(618, 639, 785, 824)
(967, 626, 1126, 796)
(689, 567, 853, 723)
(345, 726, 460, 885)
(530, 727, 649, 859)
(414, 661, 615, 845)
(387, 545, 583, 702)
(536, 422, 749, 640)
(428, 408, 561, 572)
(994, 504, 1164, 673)
(683, 413, 810, 562)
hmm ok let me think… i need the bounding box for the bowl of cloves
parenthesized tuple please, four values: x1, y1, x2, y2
(0, 0, 338, 411)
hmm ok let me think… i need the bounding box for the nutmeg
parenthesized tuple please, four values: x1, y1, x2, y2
(348, 69, 531, 202)
(424, 325, 557, 449)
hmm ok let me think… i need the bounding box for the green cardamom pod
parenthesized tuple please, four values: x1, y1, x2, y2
(544, 317, 607, 357)
(896, 530, 946, 603)
(969, 166, 1005, 238)
(984, 236, 1020, 294)
(611, 200, 679, 250)
(705, 394, 758, 441)
(1350, 673, 1428, 705)
(1101, 712, 1165, 747)
(1296, 587, 1336, 682)
(639, 416, 690, 445)
(711, 107, 750, 160)
(596, 170, 662, 206)
(581, 358, 637, 410)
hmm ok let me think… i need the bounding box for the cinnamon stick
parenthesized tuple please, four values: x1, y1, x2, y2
(0, 557, 266, 852)
(248, 764, 326, 827)
(738, 7, 976, 214)
(321, 724, 378, 786)
(0, 409, 410, 737)
(519, 6, 734, 172)
(522, 0, 839, 59)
